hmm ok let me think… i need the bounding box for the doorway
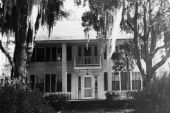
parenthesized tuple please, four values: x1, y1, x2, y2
(83, 76, 94, 99)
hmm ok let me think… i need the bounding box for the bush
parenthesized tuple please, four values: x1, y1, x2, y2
(105, 91, 119, 101)
(133, 75, 170, 113)
(44, 93, 70, 111)
(0, 85, 56, 113)
(126, 91, 137, 100)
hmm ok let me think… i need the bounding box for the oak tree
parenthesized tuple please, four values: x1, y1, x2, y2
(121, 0, 170, 85)
(0, 0, 66, 81)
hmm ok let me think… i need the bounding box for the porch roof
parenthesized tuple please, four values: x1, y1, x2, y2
(35, 20, 97, 42)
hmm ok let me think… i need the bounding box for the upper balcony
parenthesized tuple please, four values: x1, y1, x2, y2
(74, 56, 102, 69)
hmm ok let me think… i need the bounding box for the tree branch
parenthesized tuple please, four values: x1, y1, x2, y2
(127, 19, 144, 41)
(151, 44, 169, 57)
(133, 2, 146, 78)
(150, 26, 157, 54)
(151, 6, 170, 24)
(0, 40, 14, 72)
(136, 58, 146, 78)
(127, 20, 135, 31)
(106, 10, 114, 16)
(151, 50, 170, 73)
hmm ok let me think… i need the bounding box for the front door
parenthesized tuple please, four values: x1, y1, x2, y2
(83, 76, 93, 99)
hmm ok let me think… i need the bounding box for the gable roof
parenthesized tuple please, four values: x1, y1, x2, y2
(35, 20, 97, 41)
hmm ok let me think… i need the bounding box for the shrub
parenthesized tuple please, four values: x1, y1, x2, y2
(0, 85, 56, 113)
(44, 93, 70, 111)
(105, 91, 119, 101)
(126, 91, 137, 100)
(133, 75, 170, 113)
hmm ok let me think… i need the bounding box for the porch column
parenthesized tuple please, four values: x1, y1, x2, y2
(62, 43, 67, 92)
(119, 72, 121, 91)
(106, 55, 112, 92)
(141, 74, 143, 90)
(130, 72, 132, 91)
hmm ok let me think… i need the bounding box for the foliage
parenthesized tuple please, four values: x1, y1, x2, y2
(120, 0, 170, 85)
(44, 93, 70, 111)
(133, 74, 170, 113)
(81, 0, 121, 39)
(105, 91, 119, 101)
(81, 11, 104, 32)
(125, 91, 137, 100)
(0, 85, 56, 113)
(0, 0, 67, 79)
(111, 41, 134, 71)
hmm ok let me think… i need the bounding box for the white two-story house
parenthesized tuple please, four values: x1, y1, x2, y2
(28, 20, 143, 100)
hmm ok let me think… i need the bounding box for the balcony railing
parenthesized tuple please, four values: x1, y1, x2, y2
(74, 56, 101, 68)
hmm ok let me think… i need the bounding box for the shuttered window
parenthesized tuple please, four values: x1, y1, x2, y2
(104, 72, 108, 91)
(67, 74, 71, 92)
(67, 46, 72, 61)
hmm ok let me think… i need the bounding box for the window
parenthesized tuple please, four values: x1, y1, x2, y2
(51, 74, 56, 92)
(36, 48, 45, 62)
(67, 46, 72, 61)
(94, 46, 97, 56)
(51, 47, 62, 62)
(31, 46, 63, 62)
(57, 47, 62, 61)
(121, 72, 130, 90)
(84, 47, 91, 56)
(78, 76, 81, 91)
(31, 47, 51, 62)
(84, 47, 92, 64)
(132, 72, 141, 90)
(45, 74, 56, 92)
(57, 74, 62, 92)
(104, 49, 107, 60)
(112, 72, 120, 90)
(31, 48, 36, 62)
(111, 71, 142, 91)
(67, 74, 71, 92)
(78, 46, 81, 56)
(104, 72, 108, 91)
(30, 75, 35, 90)
(45, 74, 50, 92)
(46, 48, 50, 62)
(35, 77, 44, 92)
(95, 76, 98, 90)
(52, 47, 56, 61)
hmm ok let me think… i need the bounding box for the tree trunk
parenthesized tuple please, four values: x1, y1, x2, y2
(143, 58, 154, 86)
(13, 42, 27, 79)
(13, 3, 28, 82)
(143, 74, 150, 87)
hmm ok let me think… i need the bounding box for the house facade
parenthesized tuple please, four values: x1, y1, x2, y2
(28, 21, 143, 100)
